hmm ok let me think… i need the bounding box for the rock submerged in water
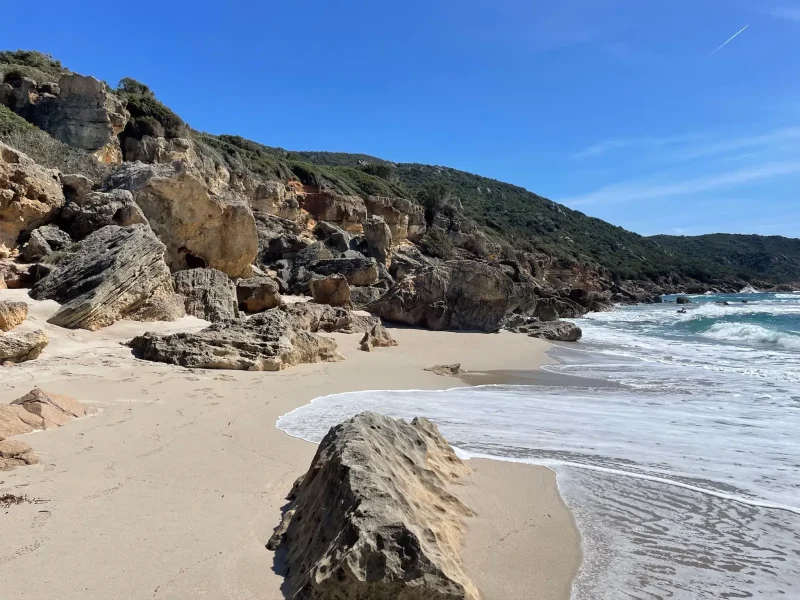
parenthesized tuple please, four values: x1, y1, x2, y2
(268, 412, 480, 600)
(676, 296, 691, 305)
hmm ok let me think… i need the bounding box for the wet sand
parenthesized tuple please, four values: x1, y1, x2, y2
(0, 288, 581, 600)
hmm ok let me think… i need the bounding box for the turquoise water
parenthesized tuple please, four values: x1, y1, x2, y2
(278, 292, 800, 599)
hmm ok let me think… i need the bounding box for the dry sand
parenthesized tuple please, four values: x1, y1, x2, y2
(0, 288, 580, 600)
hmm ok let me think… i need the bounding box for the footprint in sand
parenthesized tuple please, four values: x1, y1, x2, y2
(83, 481, 124, 500)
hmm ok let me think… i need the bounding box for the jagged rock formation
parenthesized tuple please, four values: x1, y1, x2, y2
(268, 412, 479, 600)
(524, 320, 582, 342)
(532, 296, 585, 321)
(310, 257, 379, 286)
(0, 388, 87, 470)
(359, 323, 397, 351)
(0, 142, 64, 257)
(349, 285, 384, 310)
(0, 329, 48, 363)
(236, 276, 282, 313)
(310, 274, 351, 307)
(30, 225, 182, 330)
(363, 214, 392, 266)
(60, 189, 147, 240)
(172, 267, 239, 322)
(0, 300, 27, 331)
(108, 163, 258, 278)
(365, 195, 426, 242)
(301, 192, 367, 230)
(370, 260, 537, 332)
(128, 307, 342, 371)
(20, 224, 72, 262)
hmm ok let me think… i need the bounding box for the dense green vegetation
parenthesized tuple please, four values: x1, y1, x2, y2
(0, 50, 66, 83)
(650, 234, 800, 284)
(116, 77, 186, 140)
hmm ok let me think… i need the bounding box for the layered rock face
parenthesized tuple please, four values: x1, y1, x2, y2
(269, 412, 479, 600)
(30, 225, 181, 330)
(300, 192, 367, 231)
(128, 307, 343, 371)
(60, 189, 148, 240)
(172, 267, 239, 322)
(371, 260, 537, 332)
(365, 195, 426, 242)
(109, 163, 258, 278)
(0, 143, 65, 256)
(26, 74, 129, 163)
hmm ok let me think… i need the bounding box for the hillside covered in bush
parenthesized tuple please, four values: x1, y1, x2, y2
(1, 49, 798, 289)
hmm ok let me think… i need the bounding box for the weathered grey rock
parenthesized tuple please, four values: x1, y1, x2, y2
(0, 301, 28, 332)
(236, 277, 282, 313)
(20, 224, 72, 262)
(313, 220, 351, 252)
(359, 323, 397, 352)
(245, 179, 301, 219)
(349, 286, 384, 310)
(172, 268, 239, 322)
(309, 257, 379, 287)
(268, 412, 478, 600)
(532, 296, 585, 321)
(389, 246, 439, 280)
(128, 309, 342, 371)
(0, 329, 48, 363)
(28, 74, 128, 163)
(60, 189, 147, 240)
(109, 163, 258, 278)
(123, 135, 194, 164)
(370, 260, 537, 333)
(281, 302, 353, 333)
(255, 212, 309, 264)
(363, 215, 392, 266)
(0, 142, 65, 256)
(525, 320, 582, 342)
(60, 173, 93, 202)
(310, 275, 351, 307)
(30, 225, 179, 330)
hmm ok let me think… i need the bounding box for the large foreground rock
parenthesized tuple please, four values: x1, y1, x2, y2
(0, 301, 28, 331)
(60, 189, 148, 240)
(128, 308, 342, 371)
(0, 142, 65, 256)
(268, 412, 478, 600)
(370, 261, 537, 332)
(359, 323, 397, 351)
(0, 329, 48, 363)
(310, 274, 351, 307)
(532, 296, 585, 321)
(109, 164, 258, 278)
(172, 268, 238, 322)
(236, 277, 281, 313)
(30, 225, 181, 330)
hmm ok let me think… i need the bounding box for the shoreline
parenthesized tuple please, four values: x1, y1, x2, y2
(0, 289, 581, 600)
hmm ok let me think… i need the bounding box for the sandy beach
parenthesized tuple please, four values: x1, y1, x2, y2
(0, 288, 580, 600)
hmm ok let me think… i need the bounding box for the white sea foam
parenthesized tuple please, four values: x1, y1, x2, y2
(701, 322, 800, 349)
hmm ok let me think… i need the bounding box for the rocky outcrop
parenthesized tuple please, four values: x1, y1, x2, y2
(236, 277, 282, 313)
(109, 163, 258, 278)
(0, 301, 28, 331)
(349, 285, 384, 309)
(255, 212, 310, 264)
(0, 388, 87, 469)
(313, 220, 351, 252)
(300, 192, 366, 230)
(30, 225, 180, 330)
(524, 320, 582, 342)
(310, 275, 351, 307)
(309, 257, 379, 287)
(268, 412, 478, 600)
(172, 268, 239, 322)
(123, 135, 194, 165)
(359, 323, 397, 351)
(128, 308, 342, 371)
(60, 189, 147, 240)
(371, 260, 537, 333)
(0, 329, 48, 363)
(27, 74, 128, 163)
(365, 196, 426, 242)
(20, 224, 73, 262)
(363, 215, 392, 266)
(246, 180, 301, 220)
(0, 260, 34, 289)
(0, 142, 65, 257)
(532, 296, 585, 322)
(676, 295, 691, 305)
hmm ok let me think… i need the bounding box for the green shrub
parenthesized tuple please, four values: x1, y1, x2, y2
(420, 228, 454, 260)
(116, 77, 186, 139)
(0, 50, 65, 83)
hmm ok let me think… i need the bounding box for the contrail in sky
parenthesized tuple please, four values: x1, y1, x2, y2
(710, 24, 750, 55)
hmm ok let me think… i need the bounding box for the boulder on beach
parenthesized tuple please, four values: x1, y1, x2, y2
(173, 267, 239, 322)
(0, 329, 49, 363)
(310, 274, 351, 307)
(425, 363, 466, 377)
(0, 439, 39, 470)
(359, 323, 397, 351)
(236, 276, 282, 313)
(525, 320, 582, 342)
(0, 301, 28, 332)
(268, 412, 479, 600)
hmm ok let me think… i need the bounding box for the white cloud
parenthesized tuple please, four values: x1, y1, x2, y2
(570, 133, 702, 160)
(770, 6, 800, 23)
(561, 160, 800, 207)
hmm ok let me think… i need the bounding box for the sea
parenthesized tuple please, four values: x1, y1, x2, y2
(277, 291, 800, 599)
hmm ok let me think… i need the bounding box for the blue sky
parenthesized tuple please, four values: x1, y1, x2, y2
(3, 0, 800, 237)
